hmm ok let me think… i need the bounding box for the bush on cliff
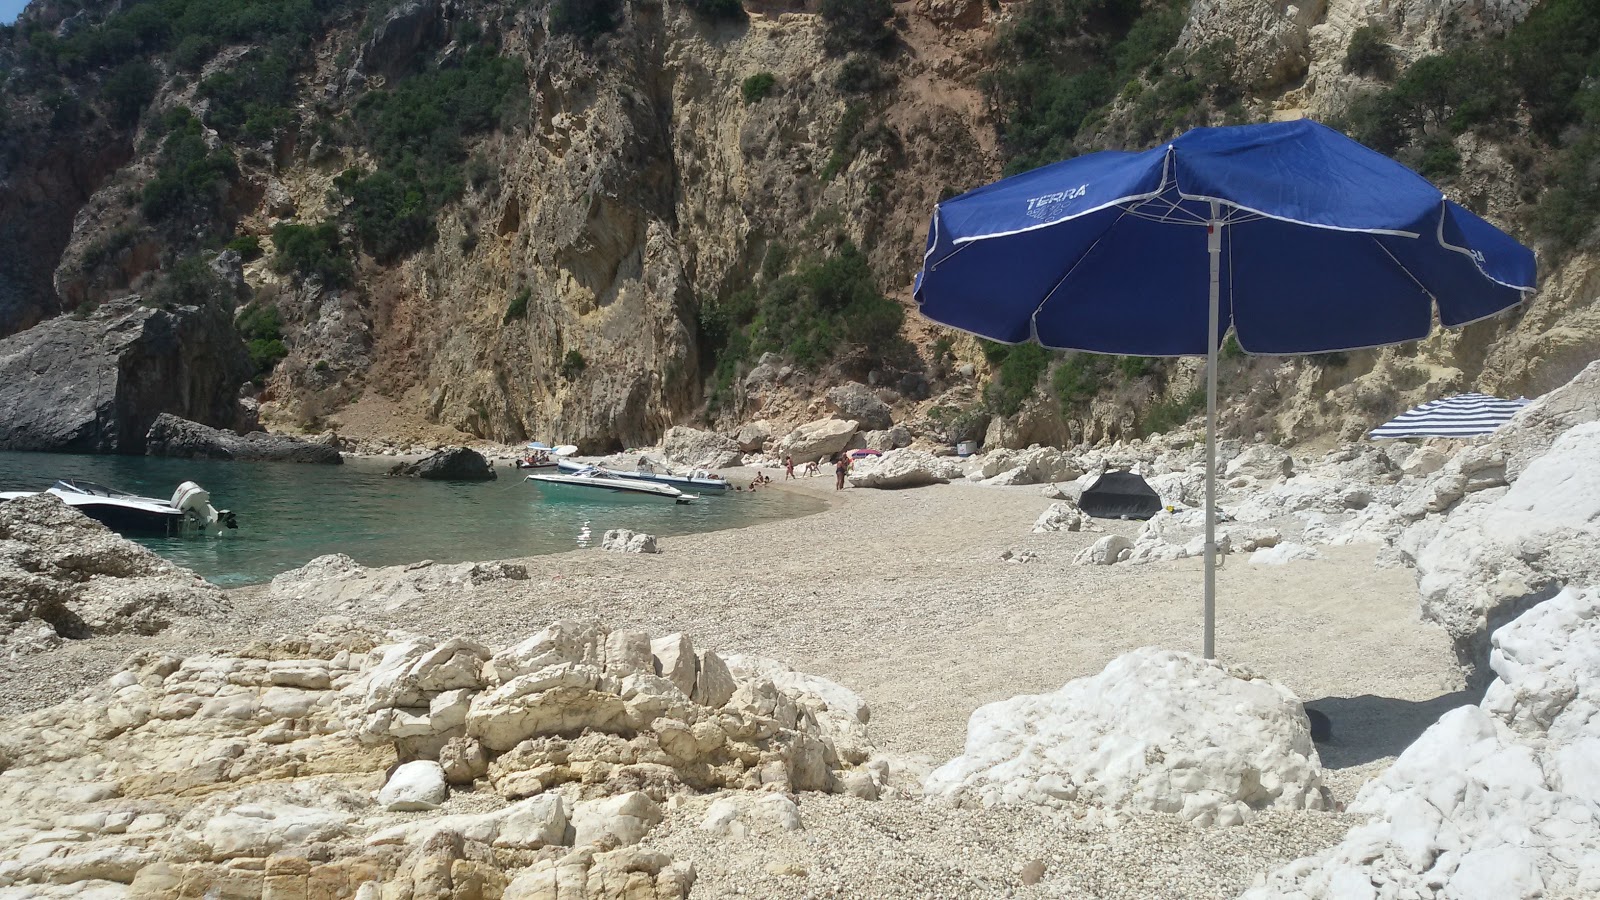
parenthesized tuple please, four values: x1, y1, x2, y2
(236, 301, 288, 382)
(819, 0, 894, 56)
(140, 109, 238, 223)
(270, 221, 351, 286)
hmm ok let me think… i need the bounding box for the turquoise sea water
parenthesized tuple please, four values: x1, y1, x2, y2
(0, 451, 822, 586)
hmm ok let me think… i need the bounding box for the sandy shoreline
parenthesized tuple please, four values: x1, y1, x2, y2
(0, 473, 1470, 897)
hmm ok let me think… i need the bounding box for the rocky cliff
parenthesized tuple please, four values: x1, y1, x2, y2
(0, 0, 1593, 452)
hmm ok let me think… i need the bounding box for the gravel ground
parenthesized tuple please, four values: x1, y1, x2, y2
(0, 473, 1470, 898)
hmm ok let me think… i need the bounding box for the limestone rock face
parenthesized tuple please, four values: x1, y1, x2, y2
(925, 648, 1325, 825)
(661, 426, 742, 470)
(600, 529, 659, 554)
(826, 382, 893, 431)
(1244, 585, 1600, 899)
(0, 619, 872, 897)
(1410, 421, 1600, 684)
(0, 495, 228, 655)
(732, 421, 772, 453)
(266, 554, 529, 611)
(1180, 0, 1325, 91)
(356, 0, 444, 80)
(390, 447, 497, 480)
(777, 419, 858, 463)
(846, 449, 962, 489)
(0, 299, 251, 453)
(145, 414, 344, 464)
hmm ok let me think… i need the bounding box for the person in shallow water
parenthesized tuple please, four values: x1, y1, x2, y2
(834, 453, 850, 490)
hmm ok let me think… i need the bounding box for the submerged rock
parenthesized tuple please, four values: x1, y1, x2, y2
(390, 447, 497, 480)
(145, 413, 343, 464)
(0, 494, 228, 655)
(926, 648, 1325, 825)
(0, 298, 251, 453)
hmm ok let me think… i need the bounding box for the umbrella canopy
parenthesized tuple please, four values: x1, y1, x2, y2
(1368, 392, 1529, 439)
(914, 119, 1536, 658)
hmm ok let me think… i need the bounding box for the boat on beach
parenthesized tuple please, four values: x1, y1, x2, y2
(525, 467, 697, 503)
(556, 456, 730, 493)
(0, 478, 236, 536)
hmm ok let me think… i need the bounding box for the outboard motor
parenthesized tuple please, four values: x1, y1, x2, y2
(171, 481, 226, 536)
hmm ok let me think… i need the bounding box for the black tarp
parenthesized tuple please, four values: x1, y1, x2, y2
(1079, 470, 1163, 520)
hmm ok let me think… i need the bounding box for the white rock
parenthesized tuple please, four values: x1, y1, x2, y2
(1032, 500, 1098, 533)
(1073, 534, 1133, 565)
(379, 760, 448, 811)
(661, 426, 742, 469)
(691, 650, 736, 709)
(698, 794, 803, 838)
(1249, 542, 1323, 566)
(650, 632, 698, 697)
(600, 529, 658, 554)
(925, 648, 1324, 824)
(1225, 445, 1294, 483)
(571, 791, 663, 847)
(777, 418, 858, 463)
(847, 450, 962, 489)
(1244, 585, 1600, 898)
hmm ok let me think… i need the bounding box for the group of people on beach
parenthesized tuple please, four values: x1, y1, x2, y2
(781, 454, 851, 490)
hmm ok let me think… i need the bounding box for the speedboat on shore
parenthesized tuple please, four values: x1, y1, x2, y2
(525, 467, 696, 503)
(556, 457, 730, 493)
(0, 479, 236, 536)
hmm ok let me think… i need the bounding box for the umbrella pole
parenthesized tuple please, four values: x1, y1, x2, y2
(1204, 205, 1222, 659)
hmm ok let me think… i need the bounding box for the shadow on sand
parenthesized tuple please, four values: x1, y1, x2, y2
(1305, 687, 1485, 770)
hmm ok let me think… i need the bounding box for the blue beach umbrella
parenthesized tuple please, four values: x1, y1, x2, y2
(914, 119, 1536, 658)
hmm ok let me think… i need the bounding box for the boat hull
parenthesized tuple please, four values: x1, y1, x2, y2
(524, 474, 694, 503)
(555, 459, 729, 492)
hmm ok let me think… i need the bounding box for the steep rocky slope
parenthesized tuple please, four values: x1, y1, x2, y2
(0, 0, 1594, 452)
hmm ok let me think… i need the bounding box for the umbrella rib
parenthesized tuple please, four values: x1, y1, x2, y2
(1028, 208, 1137, 332)
(1369, 235, 1435, 304)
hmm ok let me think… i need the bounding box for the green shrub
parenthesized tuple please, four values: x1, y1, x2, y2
(504, 287, 531, 323)
(818, 0, 893, 56)
(551, 0, 623, 42)
(821, 102, 868, 181)
(1140, 385, 1205, 436)
(270, 221, 351, 286)
(102, 60, 160, 127)
(1220, 334, 1244, 360)
(1116, 355, 1154, 379)
(334, 169, 432, 262)
(561, 349, 588, 378)
(685, 0, 747, 22)
(198, 48, 296, 140)
(835, 54, 891, 93)
(225, 235, 263, 260)
(236, 300, 288, 380)
(1415, 134, 1461, 180)
(147, 254, 228, 308)
(1052, 353, 1101, 410)
(741, 72, 776, 104)
(987, 342, 1050, 416)
(140, 108, 237, 222)
(1343, 24, 1394, 79)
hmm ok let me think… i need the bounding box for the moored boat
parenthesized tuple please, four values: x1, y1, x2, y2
(0, 479, 236, 536)
(525, 467, 696, 503)
(556, 456, 730, 493)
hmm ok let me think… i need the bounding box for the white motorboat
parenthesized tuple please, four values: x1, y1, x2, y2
(525, 467, 696, 503)
(556, 456, 730, 493)
(0, 479, 236, 536)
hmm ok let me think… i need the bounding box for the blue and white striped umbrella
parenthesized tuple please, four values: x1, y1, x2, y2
(1368, 392, 1529, 439)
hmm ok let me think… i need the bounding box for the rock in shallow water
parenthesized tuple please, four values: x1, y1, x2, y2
(389, 446, 496, 480)
(145, 413, 343, 463)
(925, 647, 1325, 825)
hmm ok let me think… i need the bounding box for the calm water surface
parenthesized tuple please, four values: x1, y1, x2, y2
(0, 451, 822, 586)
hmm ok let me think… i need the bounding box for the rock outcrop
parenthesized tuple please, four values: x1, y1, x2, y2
(0, 299, 251, 453)
(144, 414, 344, 464)
(925, 648, 1326, 825)
(846, 449, 962, 489)
(266, 554, 529, 612)
(1032, 500, 1099, 533)
(661, 426, 742, 470)
(777, 419, 859, 463)
(1244, 585, 1600, 899)
(0, 495, 228, 655)
(390, 447, 497, 480)
(600, 529, 659, 554)
(0, 619, 875, 897)
(826, 383, 892, 432)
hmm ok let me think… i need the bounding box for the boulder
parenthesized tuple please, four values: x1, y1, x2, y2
(378, 761, 448, 811)
(1409, 421, 1600, 685)
(1225, 444, 1294, 484)
(390, 447, 496, 481)
(145, 414, 344, 464)
(571, 792, 662, 847)
(0, 298, 251, 453)
(662, 426, 742, 470)
(847, 450, 962, 489)
(0, 494, 229, 655)
(698, 794, 802, 838)
(1248, 542, 1322, 566)
(1073, 534, 1133, 565)
(1243, 586, 1600, 899)
(650, 633, 697, 697)
(600, 529, 658, 554)
(925, 648, 1325, 825)
(777, 418, 858, 463)
(503, 846, 695, 900)
(1032, 500, 1098, 533)
(826, 382, 892, 431)
(732, 421, 772, 453)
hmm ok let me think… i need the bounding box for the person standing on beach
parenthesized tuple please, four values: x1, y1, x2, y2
(834, 453, 850, 491)
(784, 455, 795, 480)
